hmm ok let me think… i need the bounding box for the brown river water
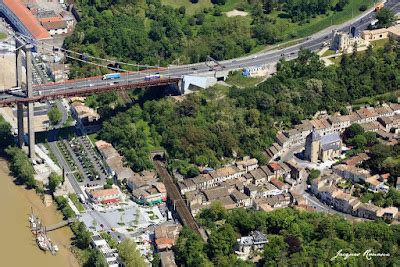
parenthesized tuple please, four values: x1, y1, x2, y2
(0, 158, 79, 267)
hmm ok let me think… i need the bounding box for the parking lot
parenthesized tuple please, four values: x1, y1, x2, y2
(56, 135, 108, 185)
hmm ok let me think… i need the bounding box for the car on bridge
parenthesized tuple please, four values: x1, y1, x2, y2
(144, 74, 161, 81)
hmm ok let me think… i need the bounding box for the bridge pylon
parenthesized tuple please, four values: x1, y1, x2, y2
(15, 38, 35, 160)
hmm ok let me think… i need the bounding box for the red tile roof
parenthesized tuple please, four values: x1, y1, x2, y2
(269, 162, 281, 171)
(3, 0, 50, 40)
(101, 198, 120, 204)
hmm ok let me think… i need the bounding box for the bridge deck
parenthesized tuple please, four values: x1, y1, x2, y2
(0, 78, 181, 106)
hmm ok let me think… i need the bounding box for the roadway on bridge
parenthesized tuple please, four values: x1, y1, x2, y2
(1, 0, 399, 103)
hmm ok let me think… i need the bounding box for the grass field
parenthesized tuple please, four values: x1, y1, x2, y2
(226, 71, 264, 88)
(370, 38, 389, 49)
(271, 0, 374, 40)
(0, 32, 6, 40)
(161, 0, 212, 15)
(69, 193, 85, 212)
(162, 0, 374, 43)
(161, 0, 245, 15)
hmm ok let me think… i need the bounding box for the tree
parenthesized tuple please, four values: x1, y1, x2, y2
(263, 235, 288, 264)
(48, 106, 62, 126)
(48, 172, 62, 193)
(343, 124, 364, 141)
(376, 8, 396, 28)
(349, 134, 367, 149)
(0, 115, 12, 148)
(118, 239, 147, 267)
(84, 249, 107, 267)
(175, 227, 210, 266)
(284, 235, 302, 255)
(5, 146, 36, 188)
(206, 224, 236, 259)
(72, 222, 92, 249)
(307, 169, 320, 184)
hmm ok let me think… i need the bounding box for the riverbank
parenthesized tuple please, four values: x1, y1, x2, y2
(0, 157, 79, 267)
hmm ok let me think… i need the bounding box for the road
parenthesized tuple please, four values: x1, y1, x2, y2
(1, 0, 399, 103)
(291, 177, 366, 221)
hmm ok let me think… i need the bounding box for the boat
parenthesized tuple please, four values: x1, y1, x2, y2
(36, 234, 48, 251)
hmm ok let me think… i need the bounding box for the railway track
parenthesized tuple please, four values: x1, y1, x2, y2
(154, 160, 202, 236)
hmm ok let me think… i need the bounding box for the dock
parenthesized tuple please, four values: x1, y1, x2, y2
(29, 208, 59, 255)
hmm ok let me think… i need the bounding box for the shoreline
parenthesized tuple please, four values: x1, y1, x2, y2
(0, 157, 79, 267)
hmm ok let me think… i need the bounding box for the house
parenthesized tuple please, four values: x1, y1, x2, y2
(376, 207, 398, 221)
(203, 187, 230, 203)
(95, 140, 135, 181)
(257, 166, 273, 181)
(87, 186, 122, 204)
(178, 179, 196, 195)
(236, 231, 268, 257)
(71, 101, 100, 124)
(332, 191, 353, 213)
(343, 153, 370, 166)
(263, 193, 291, 209)
(41, 20, 68, 35)
(366, 175, 388, 193)
(131, 183, 167, 205)
(244, 184, 258, 199)
(236, 157, 258, 172)
(285, 160, 307, 182)
(209, 166, 244, 183)
(361, 24, 400, 42)
(249, 168, 268, 186)
(256, 182, 282, 198)
(270, 178, 289, 192)
(360, 121, 381, 132)
(184, 191, 203, 208)
(268, 162, 287, 179)
(127, 171, 157, 191)
(155, 224, 182, 251)
(332, 164, 370, 183)
(357, 203, 380, 220)
(230, 189, 252, 207)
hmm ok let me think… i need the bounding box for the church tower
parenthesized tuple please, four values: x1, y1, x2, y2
(305, 128, 321, 163)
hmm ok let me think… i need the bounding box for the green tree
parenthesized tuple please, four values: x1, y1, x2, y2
(48, 106, 62, 126)
(118, 239, 147, 267)
(48, 172, 62, 193)
(71, 222, 91, 249)
(349, 134, 367, 149)
(307, 169, 320, 184)
(175, 227, 210, 266)
(84, 249, 107, 267)
(206, 224, 236, 259)
(376, 8, 396, 28)
(343, 124, 364, 141)
(5, 146, 36, 188)
(0, 115, 12, 148)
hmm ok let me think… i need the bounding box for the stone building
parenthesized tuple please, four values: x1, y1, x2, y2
(304, 129, 342, 163)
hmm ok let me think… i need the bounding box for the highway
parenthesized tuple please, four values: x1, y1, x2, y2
(1, 0, 399, 103)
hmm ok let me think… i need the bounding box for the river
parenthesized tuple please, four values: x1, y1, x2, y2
(0, 158, 79, 267)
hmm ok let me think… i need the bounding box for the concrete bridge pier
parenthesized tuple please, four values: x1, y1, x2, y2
(25, 45, 35, 159)
(15, 40, 35, 159)
(16, 48, 24, 147)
